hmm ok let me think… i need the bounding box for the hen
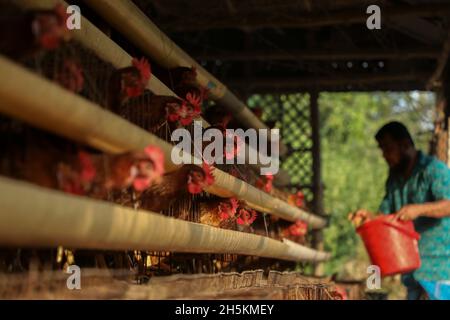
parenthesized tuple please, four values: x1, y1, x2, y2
(287, 191, 306, 209)
(255, 173, 274, 193)
(0, 3, 70, 60)
(204, 109, 240, 130)
(1, 132, 165, 199)
(279, 220, 308, 244)
(109, 61, 202, 134)
(139, 163, 214, 215)
(198, 197, 258, 235)
(113, 93, 203, 142)
(199, 197, 239, 229)
(55, 145, 165, 198)
(107, 57, 152, 111)
(201, 124, 243, 167)
(54, 58, 84, 93)
(152, 66, 208, 110)
(153, 66, 197, 94)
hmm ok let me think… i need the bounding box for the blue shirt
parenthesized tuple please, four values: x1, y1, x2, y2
(379, 151, 450, 281)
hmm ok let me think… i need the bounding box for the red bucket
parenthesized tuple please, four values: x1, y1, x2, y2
(356, 214, 421, 276)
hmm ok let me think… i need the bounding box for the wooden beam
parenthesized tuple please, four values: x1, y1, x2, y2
(160, 4, 450, 31)
(448, 117, 450, 167)
(389, 17, 445, 45)
(194, 48, 440, 62)
(427, 29, 450, 89)
(388, 0, 445, 45)
(227, 73, 429, 89)
(238, 83, 426, 93)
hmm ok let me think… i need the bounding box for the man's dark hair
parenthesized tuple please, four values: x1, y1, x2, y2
(375, 121, 415, 146)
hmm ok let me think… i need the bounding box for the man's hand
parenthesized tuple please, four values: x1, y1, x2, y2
(348, 209, 373, 227)
(394, 204, 424, 221)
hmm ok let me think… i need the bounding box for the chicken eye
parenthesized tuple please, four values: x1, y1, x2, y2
(137, 160, 153, 173)
(190, 170, 204, 182)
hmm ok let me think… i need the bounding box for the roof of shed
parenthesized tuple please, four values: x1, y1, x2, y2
(133, 0, 450, 93)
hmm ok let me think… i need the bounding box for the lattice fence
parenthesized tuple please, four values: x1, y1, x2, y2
(247, 93, 315, 203)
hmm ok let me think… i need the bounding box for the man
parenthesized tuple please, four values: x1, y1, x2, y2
(352, 121, 450, 300)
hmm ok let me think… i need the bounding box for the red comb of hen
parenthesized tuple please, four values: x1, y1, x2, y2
(34, 3, 71, 50)
(132, 57, 151, 82)
(54, 3, 68, 22)
(288, 220, 308, 236)
(202, 162, 215, 186)
(256, 173, 273, 193)
(77, 151, 96, 183)
(295, 191, 305, 207)
(230, 198, 239, 212)
(185, 92, 202, 113)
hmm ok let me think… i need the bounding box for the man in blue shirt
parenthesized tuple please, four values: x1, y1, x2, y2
(352, 121, 450, 300)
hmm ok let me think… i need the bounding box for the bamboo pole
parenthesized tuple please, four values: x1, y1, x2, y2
(82, 0, 288, 155)
(227, 73, 429, 89)
(0, 177, 330, 262)
(427, 28, 450, 89)
(238, 83, 425, 93)
(0, 55, 326, 228)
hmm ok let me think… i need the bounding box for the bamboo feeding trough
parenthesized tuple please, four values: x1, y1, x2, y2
(81, 0, 288, 155)
(0, 55, 327, 228)
(0, 176, 330, 262)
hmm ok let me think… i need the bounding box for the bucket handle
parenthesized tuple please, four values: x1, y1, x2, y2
(381, 219, 420, 240)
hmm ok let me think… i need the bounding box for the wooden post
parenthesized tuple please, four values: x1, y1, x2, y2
(430, 64, 450, 164)
(448, 117, 450, 167)
(430, 89, 448, 163)
(445, 81, 450, 166)
(310, 91, 326, 275)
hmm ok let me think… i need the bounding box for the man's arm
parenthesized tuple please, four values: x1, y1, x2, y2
(396, 158, 450, 221)
(395, 200, 450, 221)
(349, 184, 392, 226)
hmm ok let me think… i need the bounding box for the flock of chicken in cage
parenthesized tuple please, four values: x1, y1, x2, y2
(0, 2, 343, 299)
